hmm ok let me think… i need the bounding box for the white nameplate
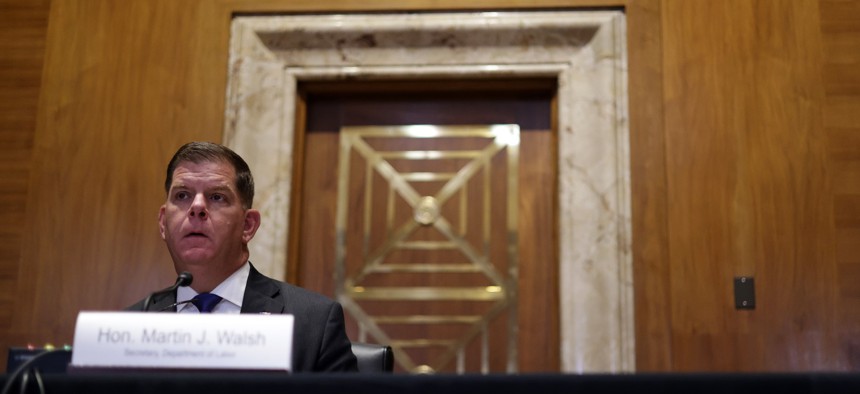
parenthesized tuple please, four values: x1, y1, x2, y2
(71, 312, 293, 371)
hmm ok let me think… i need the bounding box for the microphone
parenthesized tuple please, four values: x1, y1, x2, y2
(142, 272, 193, 312)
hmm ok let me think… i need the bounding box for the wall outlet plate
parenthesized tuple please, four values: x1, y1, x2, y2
(734, 276, 756, 310)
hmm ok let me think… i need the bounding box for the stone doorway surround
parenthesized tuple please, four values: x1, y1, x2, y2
(224, 10, 632, 372)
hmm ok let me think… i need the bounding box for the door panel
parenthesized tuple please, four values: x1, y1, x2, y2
(336, 125, 518, 373)
(294, 81, 558, 372)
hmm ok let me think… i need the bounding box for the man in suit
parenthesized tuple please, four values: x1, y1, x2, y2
(128, 141, 358, 373)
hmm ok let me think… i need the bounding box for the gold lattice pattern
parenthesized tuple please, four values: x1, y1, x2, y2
(334, 125, 520, 373)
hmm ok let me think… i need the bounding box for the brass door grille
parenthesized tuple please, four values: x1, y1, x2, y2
(335, 125, 519, 373)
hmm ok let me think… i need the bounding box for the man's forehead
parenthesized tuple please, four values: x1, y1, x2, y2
(170, 160, 237, 186)
(173, 158, 235, 173)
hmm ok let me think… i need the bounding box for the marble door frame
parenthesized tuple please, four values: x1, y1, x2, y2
(224, 10, 632, 372)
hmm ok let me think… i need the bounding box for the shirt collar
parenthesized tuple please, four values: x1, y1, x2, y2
(176, 261, 250, 312)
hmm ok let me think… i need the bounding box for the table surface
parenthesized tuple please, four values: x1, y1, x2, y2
(3, 372, 860, 394)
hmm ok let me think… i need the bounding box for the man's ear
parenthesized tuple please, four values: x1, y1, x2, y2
(242, 209, 261, 243)
(158, 205, 167, 240)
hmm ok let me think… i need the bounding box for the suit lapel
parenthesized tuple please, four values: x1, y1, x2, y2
(240, 264, 285, 314)
(149, 291, 177, 312)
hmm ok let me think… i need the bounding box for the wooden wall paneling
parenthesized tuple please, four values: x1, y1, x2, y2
(626, 0, 671, 372)
(0, 0, 50, 370)
(663, 0, 836, 370)
(663, 2, 747, 368)
(218, 0, 628, 13)
(286, 91, 309, 285)
(12, 0, 232, 352)
(517, 127, 559, 372)
(820, 0, 860, 369)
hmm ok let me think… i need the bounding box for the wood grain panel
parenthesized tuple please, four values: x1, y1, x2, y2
(835, 228, 860, 264)
(663, 0, 837, 370)
(219, 0, 628, 13)
(0, 0, 50, 371)
(298, 87, 558, 371)
(822, 0, 860, 370)
(825, 97, 860, 129)
(832, 161, 860, 194)
(820, 0, 860, 102)
(834, 194, 860, 230)
(626, 0, 671, 372)
(12, 0, 230, 351)
(828, 128, 860, 160)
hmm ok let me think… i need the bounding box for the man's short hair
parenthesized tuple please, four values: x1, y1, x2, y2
(164, 142, 255, 209)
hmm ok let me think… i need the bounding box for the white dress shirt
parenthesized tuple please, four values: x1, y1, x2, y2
(176, 262, 250, 314)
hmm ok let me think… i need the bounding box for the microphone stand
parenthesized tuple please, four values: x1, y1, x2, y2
(159, 298, 196, 312)
(142, 272, 193, 312)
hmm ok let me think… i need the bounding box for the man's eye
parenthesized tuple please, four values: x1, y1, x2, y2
(175, 191, 189, 200)
(210, 194, 225, 202)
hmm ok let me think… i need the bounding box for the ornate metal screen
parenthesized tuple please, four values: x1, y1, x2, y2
(335, 125, 520, 373)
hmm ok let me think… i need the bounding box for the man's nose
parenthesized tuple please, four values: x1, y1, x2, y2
(188, 193, 208, 219)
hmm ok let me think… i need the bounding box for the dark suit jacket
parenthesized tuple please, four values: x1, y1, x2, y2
(127, 264, 358, 373)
